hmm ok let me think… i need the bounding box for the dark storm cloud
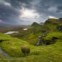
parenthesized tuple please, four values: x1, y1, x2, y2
(57, 6, 62, 12)
(5, 0, 33, 8)
(0, 3, 20, 25)
(34, 0, 62, 16)
(0, 0, 34, 25)
(0, 0, 62, 25)
(0, 4, 19, 20)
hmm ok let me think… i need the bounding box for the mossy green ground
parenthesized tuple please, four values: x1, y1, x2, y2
(0, 33, 62, 62)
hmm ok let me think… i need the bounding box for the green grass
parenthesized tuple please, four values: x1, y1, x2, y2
(0, 40, 62, 62)
(0, 33, 30, 57)
(44, 32, 62, 40)
(0, 24, 62, 62)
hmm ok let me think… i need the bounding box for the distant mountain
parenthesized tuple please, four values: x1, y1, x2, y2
(45, 18, 62, 25)
(45, 18, 58, 24)
(0, 18, 62, 33)
(31, 22, 40, 27)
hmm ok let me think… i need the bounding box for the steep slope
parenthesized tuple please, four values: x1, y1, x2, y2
(0, 33, 30, 57)
(46, 17, 62, 30)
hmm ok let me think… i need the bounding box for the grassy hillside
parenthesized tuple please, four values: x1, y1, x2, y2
(0, 18, 62, 62)
(0, 32, 62, 62)
(0, 33, 30, 57)
(44, 32, 62, 40)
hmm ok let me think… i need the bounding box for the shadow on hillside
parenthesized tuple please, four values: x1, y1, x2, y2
(35, 36, 58, 46)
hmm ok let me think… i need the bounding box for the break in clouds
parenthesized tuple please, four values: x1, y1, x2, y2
(0, 0, 62, 25)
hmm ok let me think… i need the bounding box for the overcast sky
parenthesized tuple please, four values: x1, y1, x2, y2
(0, 0, 62, 25)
